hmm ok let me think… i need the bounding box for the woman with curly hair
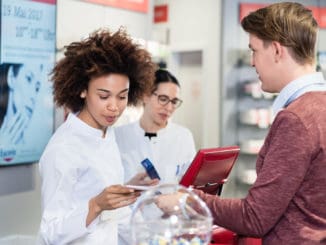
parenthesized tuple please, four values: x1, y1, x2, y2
(38, 28, 157, 245)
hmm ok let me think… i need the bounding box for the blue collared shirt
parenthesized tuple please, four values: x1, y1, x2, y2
(272, 72, 326, 116)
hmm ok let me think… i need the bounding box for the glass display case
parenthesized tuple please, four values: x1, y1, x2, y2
(130, 184, 213, 245)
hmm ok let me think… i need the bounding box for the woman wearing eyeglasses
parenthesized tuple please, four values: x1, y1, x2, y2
(115, 69, 196, 185)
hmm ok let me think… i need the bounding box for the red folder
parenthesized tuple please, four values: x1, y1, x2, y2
(179, 146, 240, 195)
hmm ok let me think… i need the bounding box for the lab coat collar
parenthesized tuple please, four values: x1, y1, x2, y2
(136, 119, 172, 138)
(67, 113, 113, 139)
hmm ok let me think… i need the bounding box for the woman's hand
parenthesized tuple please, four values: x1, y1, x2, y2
(126, 172, 160, 186)
(87, 185, 141, 226)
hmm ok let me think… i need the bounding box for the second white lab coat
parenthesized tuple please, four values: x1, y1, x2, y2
(115, 120, 196, 184)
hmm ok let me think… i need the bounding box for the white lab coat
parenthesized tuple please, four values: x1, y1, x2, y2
(38, 113, 129, 245)
(114, 120, 196, 184)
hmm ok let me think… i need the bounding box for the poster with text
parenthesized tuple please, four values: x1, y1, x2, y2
(0, 0, 56, 165)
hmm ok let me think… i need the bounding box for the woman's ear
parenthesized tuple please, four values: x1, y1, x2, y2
(7, 66, 15, 89)
(80, 90, 86, 99)
(142, 93, 151, 104)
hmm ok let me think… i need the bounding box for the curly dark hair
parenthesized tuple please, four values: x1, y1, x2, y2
(52, 28, 156, 112)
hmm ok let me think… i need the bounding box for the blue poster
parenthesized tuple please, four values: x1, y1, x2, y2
(0, 0, 56, 165)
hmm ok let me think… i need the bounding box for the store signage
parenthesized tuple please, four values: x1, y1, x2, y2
(84, 0, 148, 13)
(154, 4, 168, 23)
(0, 0, 56, 165)
(239, 3, 326, 28)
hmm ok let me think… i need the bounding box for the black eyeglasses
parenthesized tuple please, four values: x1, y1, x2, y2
(153, 92, 183, 108)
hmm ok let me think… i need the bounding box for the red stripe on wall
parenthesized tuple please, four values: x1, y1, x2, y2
(239, 3, 326, 29)
(84, 0, 148, 13)
(30, 0, 56, 4)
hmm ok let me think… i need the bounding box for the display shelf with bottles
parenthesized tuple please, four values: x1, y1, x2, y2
(220, 50, 275, 197)
(234, 59, 273, 186)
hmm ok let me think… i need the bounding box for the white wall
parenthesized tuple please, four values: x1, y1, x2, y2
(56, 0, 154, 51)
(0, 0, 154, 239)
(0, 164, 42, 239)
(153, 0, 222, 149)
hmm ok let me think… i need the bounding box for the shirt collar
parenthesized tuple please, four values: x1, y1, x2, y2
(136, 119, 171, 137)
(68, 113, 112, 139)
(272, 72, 325, 115)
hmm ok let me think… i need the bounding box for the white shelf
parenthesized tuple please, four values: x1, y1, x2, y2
(240, 139, 264, 155)
(239, 107, 273, 128)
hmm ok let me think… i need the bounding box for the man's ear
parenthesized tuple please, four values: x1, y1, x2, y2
(272, 41, 283, 62)
(7, 66, 15, 89)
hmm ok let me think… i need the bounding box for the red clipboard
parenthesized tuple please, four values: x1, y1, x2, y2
(179, 146, 240, 195)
